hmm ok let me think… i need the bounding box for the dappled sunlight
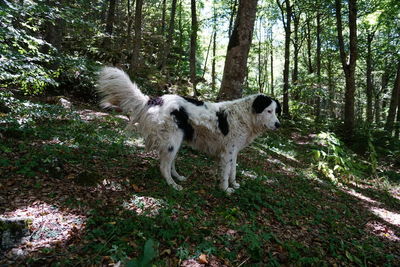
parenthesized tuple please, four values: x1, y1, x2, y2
(76, 109, 110, 121)
(366, 221, 399, 242)
(122, 195, 166, 217)
(0, 202, 86, 258)
(341, 186, 400, 241)
(370, 207, 400, 227)
(240, 169, 258, 179)
(344, 188, 381, 205)
(125, 137, 146, 148)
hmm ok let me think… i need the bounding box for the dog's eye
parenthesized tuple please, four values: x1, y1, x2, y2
(267, 110, 272, 114)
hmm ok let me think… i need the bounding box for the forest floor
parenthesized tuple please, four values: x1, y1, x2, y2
(0, 91, 399, 266)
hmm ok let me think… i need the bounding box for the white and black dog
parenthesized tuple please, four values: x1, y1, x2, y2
(97, 67, 281, 193)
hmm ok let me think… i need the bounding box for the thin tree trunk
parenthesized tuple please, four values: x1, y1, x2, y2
(127, 0, 135, 42)
(105, 0, 117, 36)
(161, 0, 167, 36)
(270, 28, 274, 96)
(190, 0, 198, 96)
(385, 62, 400, 132)
(228, 0, 238, 38)
(315, 12, 322, 120)
(218, 0, 258, 101)
(211, 1, 217, 92)
(202, 33, 213, 79)
(375, 69, 389, 124)
(335, 0, 358, 137)
(258, 18, 263, 93)
(306, 17, 313, 74)
(395, 92, 400, 138)
(130, 0, 143, 73)
(366, 31, 375, 123)
(277, 0, 292, 117)
(160, 0, 177, 70)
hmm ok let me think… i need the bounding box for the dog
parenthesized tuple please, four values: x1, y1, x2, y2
(97, 67, 281, 193)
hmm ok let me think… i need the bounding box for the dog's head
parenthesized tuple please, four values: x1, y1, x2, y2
(252, 94, 281, 130)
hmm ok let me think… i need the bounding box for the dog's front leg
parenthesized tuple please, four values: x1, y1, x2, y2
(219, 153, 234, 194)
(229, 151, 240, 189)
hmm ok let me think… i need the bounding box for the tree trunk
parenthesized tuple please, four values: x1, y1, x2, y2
(277, 0, 292, 117)
(327, 53, 335, 118)
(375, 69, 390, 124)
(160, 0, 177, 70)
(218, 0, 258, 101)
(335, 0, 358, 137)
(395, 92, 400, 138)
(385, 62, 400, 132)
(190, 0, 198, 96)
(161, 0, 167, 36)
(105, 0, 117, 36)
(127, 0, 135, 42)
(270, 28, 274, 96)
(211, 1, 217, 92)
(306, 17, 313, 74)
(291, 11, 300, 88)
(315, 12, 322, 120)
(130, 0, 143, 73)
(228, 0, 238, 38)
(366, 32, 375, 123)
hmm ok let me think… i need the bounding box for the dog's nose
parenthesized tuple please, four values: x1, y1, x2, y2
(275, 122, 281, 129)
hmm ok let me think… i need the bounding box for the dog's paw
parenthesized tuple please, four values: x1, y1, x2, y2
(176, 175, 187, 182)
(232, 182, 240, 189)
(225, 187, 235, 195)
(172, 184, 183, 191)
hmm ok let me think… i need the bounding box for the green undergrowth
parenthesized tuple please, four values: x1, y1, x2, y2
(1, 92, 399, 266)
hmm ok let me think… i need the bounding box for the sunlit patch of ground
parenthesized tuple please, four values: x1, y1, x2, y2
(366, 221, 400, 241)
(122, 195, 166, 216)
(1, 202, 86, 260)
(342, 186, 400, 241)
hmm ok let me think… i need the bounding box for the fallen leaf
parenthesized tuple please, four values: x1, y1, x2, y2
(198, 254, 208, 264)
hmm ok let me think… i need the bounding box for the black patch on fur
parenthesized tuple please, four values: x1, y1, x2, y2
(181, 96, 204, 106)
(148, 97, 164, 106)
(274, 99, 282, 116)
(252, 95, 273, 114)
(216, 110, 229, 136)
(168, 146, 174, 152)
(171, 107, 194, 141)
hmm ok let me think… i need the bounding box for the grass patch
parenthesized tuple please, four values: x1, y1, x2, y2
(0, 92, 399, 266)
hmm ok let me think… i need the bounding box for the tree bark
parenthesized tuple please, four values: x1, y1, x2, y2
(130, 0, 143, 73)
(335, 0, 358, 137)
(277, 0, 292, 117)
(315, 12, 322, 120)
(218, 0, 258, 101)
(270, 28, 274, 96)
(228, 0, 238, 38)
(161, 0, 167, 36)
(366, 31, 375, 123)
(385, 61, 400, 132)
(190, 0, 198, 96)
(211, 1, 217, 92)
(105, 0, 117, 36)
(160, 0, 177, 70)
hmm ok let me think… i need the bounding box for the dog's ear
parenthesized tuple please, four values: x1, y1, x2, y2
(274, 99, 281, 116)
(252, 95, 272, 114)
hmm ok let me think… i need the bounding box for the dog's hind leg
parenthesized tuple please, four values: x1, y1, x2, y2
(219, 152, 235, 194)
(159, 134, 184, 190)
(171, 159, 187, 181)
(229, 152, 240, 189)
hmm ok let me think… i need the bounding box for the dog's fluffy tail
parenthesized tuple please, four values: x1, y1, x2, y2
(97, 67, 149, 122)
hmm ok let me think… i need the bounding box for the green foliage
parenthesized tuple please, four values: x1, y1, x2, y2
(311, 132, 362, 184)
(126, 239, 158, 267)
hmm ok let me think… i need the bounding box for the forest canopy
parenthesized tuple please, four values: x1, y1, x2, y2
(1, 0, 399, 139)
